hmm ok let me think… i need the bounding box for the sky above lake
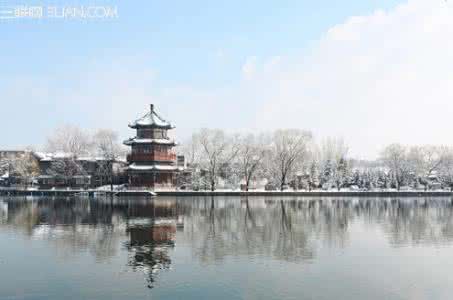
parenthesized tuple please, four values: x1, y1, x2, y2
(1, 0, 452, 159)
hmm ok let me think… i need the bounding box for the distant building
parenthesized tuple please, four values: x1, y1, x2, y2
(124, 104, 180, 189)
(34, 152, 127, 189)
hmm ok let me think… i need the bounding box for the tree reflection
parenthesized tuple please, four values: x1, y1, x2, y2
(2, 195, 453, 289)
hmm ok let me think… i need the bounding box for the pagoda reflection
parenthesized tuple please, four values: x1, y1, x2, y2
(125, 199, 178, 289)
(126, 223, 176, 289)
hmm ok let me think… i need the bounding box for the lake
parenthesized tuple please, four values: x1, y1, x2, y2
(1, 196, 453, 300)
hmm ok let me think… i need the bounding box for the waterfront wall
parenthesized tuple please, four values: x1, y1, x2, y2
(1, 189, 452, 198)
(156, 191, 453, 197)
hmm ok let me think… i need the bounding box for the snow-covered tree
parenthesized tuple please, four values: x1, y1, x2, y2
(93, 129, 123, 191)
(47, 158, 86, 186)
(308, 160, 320, 191)
(408, 145, 447, 184)
(236, 133, 267, 191)
(188, 168, 210, 191)
(180, 133, 203, 167)
(265, 129, 312, 191)
(192, 129, 239, 191)
(438, 148, 453, 191)
(320, 159, 334, 188)
(380, 144, 412, 190)
(45, 124, 92, 157)
(319, 137, 348, 163)
(316, 137, 349, 190)
(9, 153, 40, 188)
(334, 157, 349, 191)
(0, 159, 10, 177)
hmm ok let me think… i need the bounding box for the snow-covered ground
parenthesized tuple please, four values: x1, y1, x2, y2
(95, 184, 126, 191)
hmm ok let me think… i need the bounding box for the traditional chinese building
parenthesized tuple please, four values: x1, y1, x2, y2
(124, 104, 179, 189)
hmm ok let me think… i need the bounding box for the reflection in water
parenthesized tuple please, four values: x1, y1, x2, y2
(1, 196, 453, 288)
(126, 224, 175, 288)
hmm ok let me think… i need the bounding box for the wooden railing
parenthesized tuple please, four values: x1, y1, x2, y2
(127, 152, 176, 162)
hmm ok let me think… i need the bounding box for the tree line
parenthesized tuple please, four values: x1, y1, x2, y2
(3, 125, 453, 192)
(182, 128, 453, 191)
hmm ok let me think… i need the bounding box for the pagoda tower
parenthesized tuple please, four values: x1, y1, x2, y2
(124, 104, 179, 189)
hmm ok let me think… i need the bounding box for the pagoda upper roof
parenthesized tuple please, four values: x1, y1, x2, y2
(129, 104, 174, 129)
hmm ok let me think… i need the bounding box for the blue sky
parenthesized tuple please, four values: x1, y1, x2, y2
(2, 0, 452, 158)
(1, 0, 401, 84)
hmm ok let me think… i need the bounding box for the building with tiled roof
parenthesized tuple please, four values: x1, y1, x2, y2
(124, 104, 180, 189)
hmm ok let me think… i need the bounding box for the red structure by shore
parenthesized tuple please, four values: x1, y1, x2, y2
(124, 104, 180, 189)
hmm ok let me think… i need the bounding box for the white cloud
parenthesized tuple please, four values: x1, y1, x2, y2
(241, 56, 258, 80)
(249, 0, 453, 158)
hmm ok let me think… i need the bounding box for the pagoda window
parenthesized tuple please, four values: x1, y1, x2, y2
(137, 128, 168, 139)
(137, 129, 152, 138)
(160, 145, 169, 152)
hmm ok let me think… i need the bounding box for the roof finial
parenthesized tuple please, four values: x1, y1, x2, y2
(150, 104, 154, 113)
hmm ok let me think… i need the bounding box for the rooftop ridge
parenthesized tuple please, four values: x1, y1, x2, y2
(128, 104, 174, 129)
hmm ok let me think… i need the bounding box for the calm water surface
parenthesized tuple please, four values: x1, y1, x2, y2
(1, 196, 453, 300)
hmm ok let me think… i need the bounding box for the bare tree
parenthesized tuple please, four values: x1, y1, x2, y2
(45, 124, 92, 156)
(93, 129, 123, 191)
(319, 137, 349, 166)
(266, 129, 313, 191)
(180, 133, 202, 167)
(236, 133, 267, 191)
(193, 129, 239, 191)
(380, 144, 412, 190)
(0, 158, 10, 176)
(9, 153, 40, 188)
(412, 145, 447, 176)
(47, 158, 87, 187)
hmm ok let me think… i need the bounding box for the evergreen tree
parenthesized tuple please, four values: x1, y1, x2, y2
(334, 157, 348, 191)
(308, 160, 319, 191)
(321, 159, 334, 189)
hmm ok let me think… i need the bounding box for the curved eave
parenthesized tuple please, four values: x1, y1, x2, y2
(127, 164, 182, 172)
(128, 123, 175, 129)
(123, 139, 177, 146)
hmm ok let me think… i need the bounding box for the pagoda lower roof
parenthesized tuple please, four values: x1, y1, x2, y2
(123, 138, 177, 146)
(128, 163, 181, 171)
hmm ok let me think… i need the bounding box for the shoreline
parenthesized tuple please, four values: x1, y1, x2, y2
(156, 190, 453, 197)
(1, 189, 453, 198)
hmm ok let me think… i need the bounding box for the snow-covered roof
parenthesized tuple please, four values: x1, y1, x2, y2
(34, 152, 122, 162)
(128, 104, 174, 129)
(128, 163, 181, 171)
(36, 152, 73, 161)
(33, 152, 48, 160)
(77, 156, 105, 162)
(123, 138, 177, 146)
(38, 174, 91, 179)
